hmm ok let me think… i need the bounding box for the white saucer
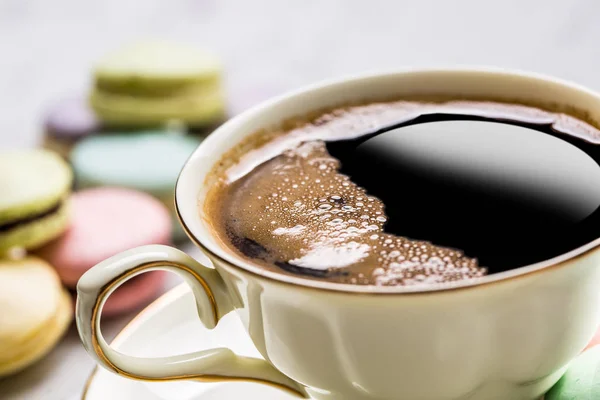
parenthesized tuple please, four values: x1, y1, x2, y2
(82, 284, 297, 400)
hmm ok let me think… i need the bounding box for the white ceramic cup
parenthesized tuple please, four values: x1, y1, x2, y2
(77, 68, 600, 400)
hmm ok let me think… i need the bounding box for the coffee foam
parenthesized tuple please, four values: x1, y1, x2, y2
(222, 140, 483, 286)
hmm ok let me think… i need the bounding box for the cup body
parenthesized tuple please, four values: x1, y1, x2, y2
(175, 68, 600, 400)
(206, 249, 600, 400)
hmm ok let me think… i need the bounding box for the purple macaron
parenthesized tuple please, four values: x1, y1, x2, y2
(43, 96, 101, 157)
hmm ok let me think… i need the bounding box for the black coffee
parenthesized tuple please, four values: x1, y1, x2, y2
(207, 100, 600, 286)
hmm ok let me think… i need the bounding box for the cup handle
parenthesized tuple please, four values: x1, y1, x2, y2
(76, 244, 307, 398)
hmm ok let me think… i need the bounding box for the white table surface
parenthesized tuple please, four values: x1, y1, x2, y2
(2, 0, 600, 398)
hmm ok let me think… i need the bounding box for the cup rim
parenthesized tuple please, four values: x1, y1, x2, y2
(175, 66, 600, 295)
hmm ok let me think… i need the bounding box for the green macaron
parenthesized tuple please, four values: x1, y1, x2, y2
(0, 149, 72, 253)
(546, 346, 600, 399)
(90, 86, 225, 127)
(90, 41, 226, 127)
(94, 41, 221, 91)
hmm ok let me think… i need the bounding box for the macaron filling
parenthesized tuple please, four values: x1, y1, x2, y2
(95, 77, 221, 97)
(0, 201, 62, 232)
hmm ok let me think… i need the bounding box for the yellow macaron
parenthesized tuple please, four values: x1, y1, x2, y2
(0, 256, 72, 376)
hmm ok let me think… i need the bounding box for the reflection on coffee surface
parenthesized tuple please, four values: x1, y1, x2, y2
(206, 100, 600, 286)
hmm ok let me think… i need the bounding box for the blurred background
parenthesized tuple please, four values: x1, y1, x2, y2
(3, 0, 600, 148)
(1, 0, 599, 399)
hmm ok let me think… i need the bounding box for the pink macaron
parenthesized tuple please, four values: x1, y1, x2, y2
(100, 270, 168, 316)
(584, 326, 600, 352)
(36, 187, 172, 316)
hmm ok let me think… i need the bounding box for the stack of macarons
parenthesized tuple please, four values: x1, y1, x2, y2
(0, 149, 73, 377)
(90, 41, 225, 128)
(0, 150, 174, 376)
(1, 150, 173, 317)
(41, 41, 223, 240)
(1, 40, 224, 376)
